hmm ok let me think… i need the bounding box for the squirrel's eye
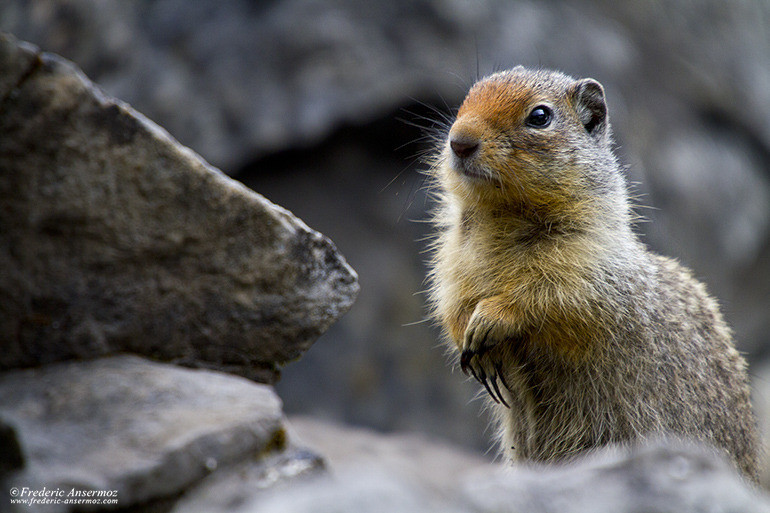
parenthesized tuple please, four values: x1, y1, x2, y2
(526, 106, 552, 128)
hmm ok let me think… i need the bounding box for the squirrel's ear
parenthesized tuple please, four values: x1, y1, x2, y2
(571, 78, 607, 137)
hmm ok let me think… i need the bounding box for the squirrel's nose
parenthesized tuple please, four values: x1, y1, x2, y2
(450, 138, 479, 159)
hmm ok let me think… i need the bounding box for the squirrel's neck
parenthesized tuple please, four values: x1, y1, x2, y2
(458, 191, 636, 254)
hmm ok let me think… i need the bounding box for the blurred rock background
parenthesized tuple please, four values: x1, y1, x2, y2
(3, 0, 769, 459)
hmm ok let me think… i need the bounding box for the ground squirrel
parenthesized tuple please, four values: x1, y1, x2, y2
(426, 66, 758, 479)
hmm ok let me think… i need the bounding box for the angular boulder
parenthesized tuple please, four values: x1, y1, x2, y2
(0, 33, 358, 382)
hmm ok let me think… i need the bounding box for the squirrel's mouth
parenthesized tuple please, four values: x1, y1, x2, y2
(452, 159, 495, 182)
(461, 166, 490, 181)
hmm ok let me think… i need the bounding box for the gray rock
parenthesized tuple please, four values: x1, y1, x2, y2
(234, 469, 469, 513)
(171, 449, 325, 513)
(188, 418, 770, 513)
(0, 33, 358, 382)
(2, 361, 767, 513)
(0, 355, 287, 511)
(285, 415, 494, 495)
(462, 440, 770, 513)
(172, 415, 493, 513)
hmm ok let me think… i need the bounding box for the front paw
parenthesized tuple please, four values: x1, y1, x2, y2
(460, 310, 513, 407)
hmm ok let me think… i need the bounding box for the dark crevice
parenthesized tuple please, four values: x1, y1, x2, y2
(232, 97, 454, 181)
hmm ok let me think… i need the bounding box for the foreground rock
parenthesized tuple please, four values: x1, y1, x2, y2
(0, 356, 317, 512)
(2, 362, 767, 513)
(187, 418, 770, 513)
(461, 442, 770, 513)
(0, 33, 358, 382)
(286, 416, 494, 495)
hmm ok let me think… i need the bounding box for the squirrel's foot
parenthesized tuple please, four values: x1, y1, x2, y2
(461, 349, 511, 407)
(461, 306, 514, 407)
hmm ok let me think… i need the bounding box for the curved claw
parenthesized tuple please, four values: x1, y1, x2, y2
(478, 370, 500, 405)
(468, 365, 480, 383)
(490, 373, 509, 408)
(460, 349, 473, 375)
(495, 361, 511, 392)
(462, 323, 495, 371)
(461, 321, 512, 407)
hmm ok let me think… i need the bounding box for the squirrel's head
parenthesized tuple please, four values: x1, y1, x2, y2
(438, 67, 625, 224)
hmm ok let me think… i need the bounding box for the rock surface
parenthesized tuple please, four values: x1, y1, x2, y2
(4, 382, 770, 513)
(0, 355, 297, 511)
(460, 441, 770, 513)
(0, 33, 358, 382)
(196, 418, 770, 513)
(286, 415, 494, 495)
(170, 449, 325, 513)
